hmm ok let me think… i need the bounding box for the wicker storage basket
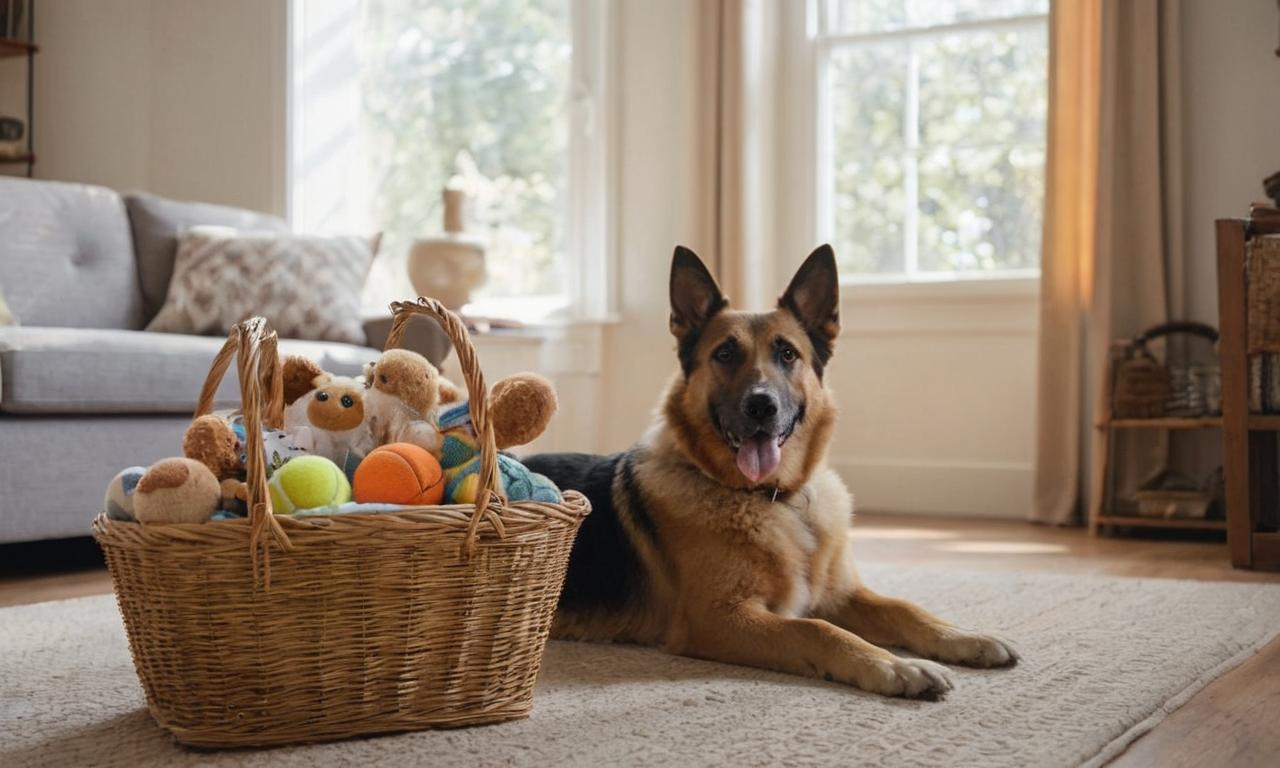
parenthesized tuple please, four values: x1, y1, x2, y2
(1247, 234, 1280, 354)
(92, 300, 589, 748)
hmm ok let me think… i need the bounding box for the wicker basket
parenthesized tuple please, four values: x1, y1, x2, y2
(93, 301, 589, 748)
(1247, 234, 1280, 354)
(1112, 321, 1220, 419)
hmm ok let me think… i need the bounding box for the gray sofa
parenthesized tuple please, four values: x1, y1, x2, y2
(0, 177, 448, 543)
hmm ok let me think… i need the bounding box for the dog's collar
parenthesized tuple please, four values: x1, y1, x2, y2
(744, 483, 802, 505)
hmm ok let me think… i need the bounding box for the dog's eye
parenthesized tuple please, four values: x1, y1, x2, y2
(315, 391, 330, 402)
(340, 395, 354, 408)
(779, 344, 799, 364)
(713, 341, 736, 364)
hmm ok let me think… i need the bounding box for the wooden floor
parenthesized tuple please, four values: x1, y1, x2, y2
(2, 514, 1277, 766)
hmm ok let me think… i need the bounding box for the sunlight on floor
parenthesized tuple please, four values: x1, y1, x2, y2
(850, 527, 960, 541)
(938, 541, 1070, 555)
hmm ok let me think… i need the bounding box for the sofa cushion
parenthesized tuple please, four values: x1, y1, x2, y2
(0, 177, 145, 329)
(0, 415, 192, 543)
(124, 192, 289, 323)
(0, 327, 380, 415)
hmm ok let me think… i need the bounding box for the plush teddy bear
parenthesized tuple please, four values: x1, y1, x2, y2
(282, 355, 376, 470)
(437, 373, 561, 504)
(362, 349, 463, 456)
(183, 414, 248, 509)
(182, 413, 306, 513)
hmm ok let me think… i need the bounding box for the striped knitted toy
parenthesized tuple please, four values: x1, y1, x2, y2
(438, 401, 560, 504)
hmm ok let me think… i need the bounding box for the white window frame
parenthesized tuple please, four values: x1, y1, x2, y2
(791, 0, 1048, 289)
(285, 0, 618, 322)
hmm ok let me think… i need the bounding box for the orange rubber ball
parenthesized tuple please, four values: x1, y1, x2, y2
(353, 442, 445, 506)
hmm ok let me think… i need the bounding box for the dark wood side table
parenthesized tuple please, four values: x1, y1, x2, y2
(1216, 217, 1280, 571)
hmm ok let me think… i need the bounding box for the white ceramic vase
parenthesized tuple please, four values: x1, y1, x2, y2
(407, 188, 486, 310)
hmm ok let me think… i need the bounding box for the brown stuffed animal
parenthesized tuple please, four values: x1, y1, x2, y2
(488, 373, 558, 449)
(282, 355, 375, 463)
(362, 349, 463, 454)
(182, 414, 249, 509)
(183, 414, 241, 479)
(133, 457, 221, 524)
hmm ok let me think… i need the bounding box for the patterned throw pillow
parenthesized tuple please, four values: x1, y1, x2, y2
(147, 230, 379, 345)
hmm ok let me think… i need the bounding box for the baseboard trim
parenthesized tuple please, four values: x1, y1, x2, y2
(830, 457, 1033, 520)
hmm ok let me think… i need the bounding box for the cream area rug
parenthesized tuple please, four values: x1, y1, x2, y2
(3, 565, 1279, 768)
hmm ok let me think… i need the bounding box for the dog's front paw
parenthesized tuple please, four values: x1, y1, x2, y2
(859, 657, 954, 700)
(932, 628, 1020, 668)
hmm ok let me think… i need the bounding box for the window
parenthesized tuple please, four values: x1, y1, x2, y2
(290, 0, 611, 319)
(813, 0, 1049, 281)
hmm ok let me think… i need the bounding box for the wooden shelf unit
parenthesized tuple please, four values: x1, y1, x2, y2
(1251, 414, 1280, 432)
(1090, 374, 1227, 538)
(1101, 417, 1223, 430)
(0, 6, 36, 178)
(1216, 218, 1280, 571)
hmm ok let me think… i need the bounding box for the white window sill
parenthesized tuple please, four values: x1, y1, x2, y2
(841, 273, 1040, 305)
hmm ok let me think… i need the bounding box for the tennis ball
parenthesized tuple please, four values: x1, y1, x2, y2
(269, 455, 351, 514)
(353, 442, 445, 506)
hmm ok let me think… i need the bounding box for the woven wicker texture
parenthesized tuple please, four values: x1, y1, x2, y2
(93, 301, 589, 748)
(1247, 235, 1280, 353)
(1112, 353, 1171, 419)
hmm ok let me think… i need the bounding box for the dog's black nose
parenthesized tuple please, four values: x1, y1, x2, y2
(743, 392, 779, 422)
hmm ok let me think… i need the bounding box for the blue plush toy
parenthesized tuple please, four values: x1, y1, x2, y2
(437, 401, 560, 504)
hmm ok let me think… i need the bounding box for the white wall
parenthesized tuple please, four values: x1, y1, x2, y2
(7, 0, 285, 213)
(1, 0, 151, 189)
(1181, 0, 1280, 324)
(827, 283, 1039, 518)
(595, 0, 710, 453)
(146, 1, 287, 214)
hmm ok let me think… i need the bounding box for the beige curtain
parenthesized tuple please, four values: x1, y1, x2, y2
(695, 0, 774, 310)
(1033, 0, 1184, 524)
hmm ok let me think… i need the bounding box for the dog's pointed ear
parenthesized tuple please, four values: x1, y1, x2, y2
(669, 246, 728, 374)
(779, 244, 840, 374)
(669, 246, 727, 338)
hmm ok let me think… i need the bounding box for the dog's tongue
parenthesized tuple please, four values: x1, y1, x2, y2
(736, 435, 781, 485)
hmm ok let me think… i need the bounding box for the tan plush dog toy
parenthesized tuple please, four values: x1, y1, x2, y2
(282, 356, 376, 463)
(362, 348, 558, 459)
(362, 349, 463, 455)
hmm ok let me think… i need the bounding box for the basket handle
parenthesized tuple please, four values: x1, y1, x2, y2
(193, 318, 291, 580)
(1132, 321, 1219, 348)
(194, 333, 285, 428)
(386, 298, 501, 554)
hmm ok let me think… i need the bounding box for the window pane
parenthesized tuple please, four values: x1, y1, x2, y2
(834, 154, 907, 274)
(828, 43, 907, 274)
(827, 0, 908, 36)
(823, 11, 1048, 278)
(917, 27, 1048, 148)
(827, 0, 1048, 35)
(362, 0, 571, 299)
(917, 144, 1044, 272)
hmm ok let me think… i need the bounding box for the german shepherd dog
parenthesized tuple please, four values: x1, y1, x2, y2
(525, 245, 1017, 699)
